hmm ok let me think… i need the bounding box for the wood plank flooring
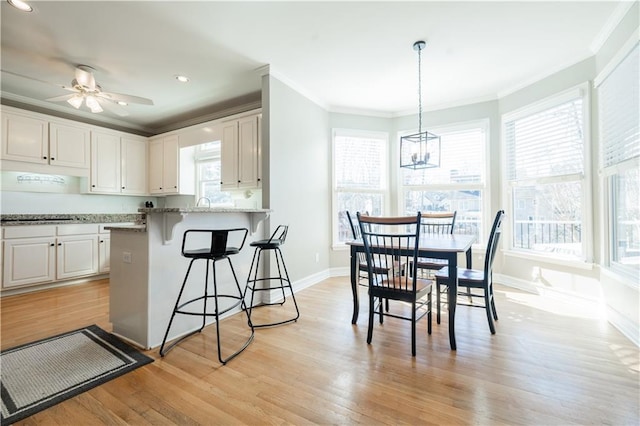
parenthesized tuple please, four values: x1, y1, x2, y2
(1, 277, 638, 425)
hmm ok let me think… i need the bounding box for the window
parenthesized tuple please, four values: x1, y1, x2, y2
(401, 121, 488, 243)
(597, 41, 639, 278)
(503, 85, 589, 260)
(194, 141, 232, 206)
(333, 129, 388, 246)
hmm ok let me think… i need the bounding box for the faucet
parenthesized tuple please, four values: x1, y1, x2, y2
(196, 197, 211, 208)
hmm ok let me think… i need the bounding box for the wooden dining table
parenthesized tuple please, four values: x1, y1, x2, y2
(347, 233, 476, 350)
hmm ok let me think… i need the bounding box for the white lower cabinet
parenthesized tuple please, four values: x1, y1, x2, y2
(3, 236, 56, 288)
(1, 223, 124, 291)
(56, 234, 99, 280)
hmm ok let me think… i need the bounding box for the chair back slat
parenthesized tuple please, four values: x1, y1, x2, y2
(358, 213, 422, 294)
(420, 211, 457, 235)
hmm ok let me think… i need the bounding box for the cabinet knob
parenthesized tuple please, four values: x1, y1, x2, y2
(43, 156, 47, 160)
(238, 180, 241, 183)
(174, 186, 177, 189)
(50, 243, 55, 247)
(51, 157, 55, 161)
(257, 178, 261, 182)
(92, 185, 96, 188)
(122, 186, 125, 189)
(159, 187, 162, 190)
(57, 243, 62, 246)
(100, 240, 104, 243)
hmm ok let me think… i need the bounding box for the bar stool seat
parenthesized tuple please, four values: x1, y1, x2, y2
(244, 225, 300, 328)
(159, 228, 254, 365)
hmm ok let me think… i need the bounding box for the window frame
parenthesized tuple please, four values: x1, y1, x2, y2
(331, 128, 390, 249)
(595, 37, 639, 282)
(398, 119, 491, 246)
(194, 141, 233, 207)
(501, 82, 593, 264)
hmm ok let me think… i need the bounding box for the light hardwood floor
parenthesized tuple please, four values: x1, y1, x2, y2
(1, 277, 638, 425)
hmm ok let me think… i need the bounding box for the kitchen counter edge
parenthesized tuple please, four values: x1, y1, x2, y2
(138, 207, 272, 213)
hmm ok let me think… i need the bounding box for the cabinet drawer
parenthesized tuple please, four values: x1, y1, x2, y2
(57, 224, 99, 236)
(3, 225, 56, 239)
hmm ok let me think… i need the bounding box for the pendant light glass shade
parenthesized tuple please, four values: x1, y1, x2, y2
(400, 40, 441, 170)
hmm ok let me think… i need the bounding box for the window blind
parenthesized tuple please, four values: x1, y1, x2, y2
(402, 127, 485, 186)
(505, 97, 584, 181)
(598, 42, 639, 168)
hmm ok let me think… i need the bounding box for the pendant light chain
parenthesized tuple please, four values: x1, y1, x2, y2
(417, 44, 423, 136)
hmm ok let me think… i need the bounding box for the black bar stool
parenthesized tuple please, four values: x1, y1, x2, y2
(244, 225, 300, 327)
(159, 228, 254, 365)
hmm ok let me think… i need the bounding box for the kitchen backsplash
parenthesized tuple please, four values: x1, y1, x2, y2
(1, 191, 154, 214)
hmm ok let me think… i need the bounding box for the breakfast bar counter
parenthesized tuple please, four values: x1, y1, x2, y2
(109, 207, 271, 349)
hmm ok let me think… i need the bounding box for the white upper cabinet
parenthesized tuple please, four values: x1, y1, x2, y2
(148, 135, 194, 195)
(1, 112, 48, 164)
(90, 131, 148, 195)
(221, 113, 261, 190)
(1, 109, 90, 169)
(121, 136, 148, 195)
(90, 130, 122, 193)
(48, 122, 90, 168)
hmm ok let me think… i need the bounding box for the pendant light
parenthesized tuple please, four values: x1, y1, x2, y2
(400, 40, 441, 170)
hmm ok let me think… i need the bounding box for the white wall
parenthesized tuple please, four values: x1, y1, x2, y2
(262, 75, 332, 287)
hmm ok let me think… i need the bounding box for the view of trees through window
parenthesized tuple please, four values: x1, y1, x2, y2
(505, 94, 586, 259)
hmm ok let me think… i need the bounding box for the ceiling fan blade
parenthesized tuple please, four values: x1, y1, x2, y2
(75, 66, 96, 90)
(96, 98, 130, 117)
(100, 91, 154, 105)
(46, 94, 76, 102)
(1, 69, 72, 91)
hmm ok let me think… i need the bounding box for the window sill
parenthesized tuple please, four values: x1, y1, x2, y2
(504, 250, 594, 271)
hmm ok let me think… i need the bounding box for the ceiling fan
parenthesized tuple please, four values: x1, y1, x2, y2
(44, 65, 154, 116)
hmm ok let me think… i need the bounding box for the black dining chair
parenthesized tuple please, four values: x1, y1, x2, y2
(358, 212, 432, 356)
(434, 210, 505, 334)
(415, 211, 456, 324)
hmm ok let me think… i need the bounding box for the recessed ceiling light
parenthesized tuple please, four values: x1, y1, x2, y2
(117, 101, 128, 106)
(175, 75, 190, 83)
(7, 0, 33, 12)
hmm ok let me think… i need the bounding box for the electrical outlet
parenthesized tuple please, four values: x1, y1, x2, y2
(123, 251, 132, 263)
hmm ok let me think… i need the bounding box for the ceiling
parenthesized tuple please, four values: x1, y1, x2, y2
(0, 1, 630, 136)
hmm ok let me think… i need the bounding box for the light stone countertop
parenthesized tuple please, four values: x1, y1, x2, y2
(1, 213, 145, 226)
(138, 207, 271, 214)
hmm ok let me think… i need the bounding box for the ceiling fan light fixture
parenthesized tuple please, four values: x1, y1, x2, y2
(175, 75, 190, 83)
(67, 95, 83, 109)
(85, 96, 103, 113)
(7, 0, 33, 12)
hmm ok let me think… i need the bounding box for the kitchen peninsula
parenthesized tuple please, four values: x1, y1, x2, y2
(108, 207, 271, 349)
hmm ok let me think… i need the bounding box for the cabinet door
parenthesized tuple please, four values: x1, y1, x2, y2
(148, 139, 164, 194)
(98, 235, 110, 273)
(1, 112, 48, 164)
(3, 237, 56, 288)
(90, 131, 121, 193)
(121, 137, 148, 195)
(162, 135, 179, 193)
(49, 122, 90, 168)
(238, 116, 259, 189)
(220, 122, 238, 190)
(56, 235, 99, 280)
